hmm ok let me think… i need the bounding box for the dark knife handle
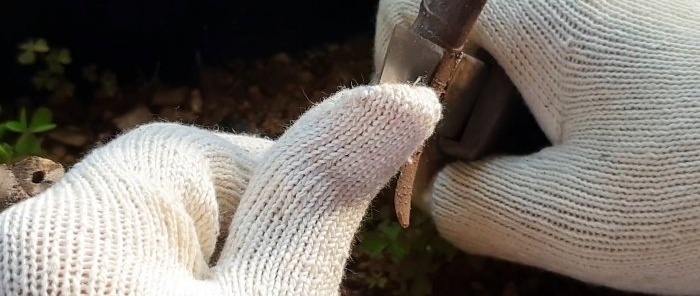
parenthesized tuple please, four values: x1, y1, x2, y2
(411, 0, 488, 51)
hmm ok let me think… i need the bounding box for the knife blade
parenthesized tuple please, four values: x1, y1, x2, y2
(378, 0, 489, 228)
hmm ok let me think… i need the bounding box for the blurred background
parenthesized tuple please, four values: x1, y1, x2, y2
(0, 1, 643, 295)
(1, 0, 377, 95)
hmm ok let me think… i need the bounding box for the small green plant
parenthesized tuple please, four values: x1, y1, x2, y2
(81, 63, 119, 98)
(350, 204, 458, 296)
(0, 106, 57, 164)
(18, 38, 75, 101)
(17, 38, 119, 101)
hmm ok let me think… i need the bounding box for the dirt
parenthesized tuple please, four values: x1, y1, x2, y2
(38, 36, 648, 296)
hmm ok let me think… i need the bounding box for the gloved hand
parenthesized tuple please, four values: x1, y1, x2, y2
(0, 84, 442, 296)
(375, 0, 700, 295)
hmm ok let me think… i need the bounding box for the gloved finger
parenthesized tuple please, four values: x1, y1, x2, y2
(212, 132, 273, 158)
(211, 83, 442, 295)
(0, 122, 281, 295)
(82, 123, 277, 264)
(376, 0, 700, 295)
(207, 132, 275, 263)
(210, 132, 273, 220)
(427, 143, 700, 295)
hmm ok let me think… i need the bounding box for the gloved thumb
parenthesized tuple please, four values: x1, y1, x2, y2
(211, 83, 442, 295)
(423, 142, 700, 295)
(426, 146, 578, 265)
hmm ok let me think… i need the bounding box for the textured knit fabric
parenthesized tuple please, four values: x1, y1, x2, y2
(375, 0, 700, 295)
(0, 84, 442, 296)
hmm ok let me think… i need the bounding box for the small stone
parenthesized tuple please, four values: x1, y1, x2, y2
(10, 156, 65, 197)
(113, 105, 153, 131)
(50, 145, 67, 158)
(47, 127, 89, 147)
(152, 87, 190, 106)
(271, 52, 292, 64)
(159, 107, 198, 123)
(189, 89, 204, 113)
(0, 165, 28, 211)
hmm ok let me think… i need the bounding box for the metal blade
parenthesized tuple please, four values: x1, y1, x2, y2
(377, 25, 445, 228)
(378, 25, 445, 84)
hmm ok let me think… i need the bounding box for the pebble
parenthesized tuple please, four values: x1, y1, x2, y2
(152, 87, 190, 106)
(47, 127, 89, 147)
(189, 89, 204, 113)
(50, 144, 67, 158)
(112, 105, 153, 131)
(272, 52, 292, 64)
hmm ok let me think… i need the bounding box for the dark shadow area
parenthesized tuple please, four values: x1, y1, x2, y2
(1, 0, 379, 101)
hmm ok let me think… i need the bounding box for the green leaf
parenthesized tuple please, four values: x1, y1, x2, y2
(0, 143, 13, 164)
(30, 108, 55, 132)
(379, 222, 402, 241)
(17, 50, 36, 65)
(359, 232, 389, 258)
(57, 48, 71, 64)
(30, 123, 56, 133)
(5, 121, 26, 132)
(31, 107, 53, 126)
(14, 133, 42, 156)
(32, 39, 50, 53)
(387, 238, 410, 263)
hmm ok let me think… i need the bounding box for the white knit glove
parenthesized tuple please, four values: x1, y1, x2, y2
(0, 84, 442, 296)
(375, 0, 700, 295)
